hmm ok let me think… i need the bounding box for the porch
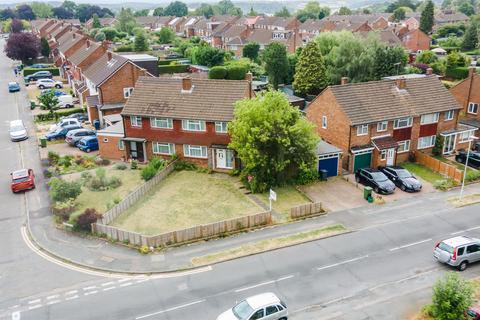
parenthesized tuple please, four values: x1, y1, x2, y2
(440, 124, 478, 155)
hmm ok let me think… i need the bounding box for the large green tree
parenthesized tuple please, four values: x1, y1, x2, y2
(40, 37, 50, 57)
(195, 3, 215, 18)
(31, 2, 53, 18)
(229, 91, 318, 192)
(431, 273, 473, 320)
(293, 41, 328, 96)
(274, 7, 291, 17)
(164, 1, 188, 17)
(38, 90, 59, 119)
(156, 27, 175, 44)
(372, 45, 408, 79)
(338, 6, 352, 15)
(190, 44, 225, 67)
(393, 7, 406, 21)
(116, 8, 137, 34)
(242, 42, 260, 61)
(461, 22, 479, 51)
(92, 13, 101, 28)
(420, 0, 434, 34)
(153, 7, 164, 16)
(134, 30, 149, 52)
(262, 42, 289, 89)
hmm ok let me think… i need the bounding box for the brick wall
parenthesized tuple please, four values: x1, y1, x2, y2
(98, 135, 125, 160)
(98, 63, 146, 104)
(402, 29, 430, 52)
(450, 72, 480, 122)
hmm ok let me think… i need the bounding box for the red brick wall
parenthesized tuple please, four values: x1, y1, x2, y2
(450, 72, 480, 122)
(98, 135, 126, 160)
(64, 37, 87, 58)
(98, 63, 146, 104)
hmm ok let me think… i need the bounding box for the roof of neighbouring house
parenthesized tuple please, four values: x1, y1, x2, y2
(68, 41, 102, 66)
(97, 121, 124, 136)
(121, 76, 250, 122)
(358, 30, 402, 47)
(316, 140, 342, 155)
(118, 53, 158, 62)
(82, 52, 130, 86)
(57, 31, 84, 54)
(323, 75, 462, 125)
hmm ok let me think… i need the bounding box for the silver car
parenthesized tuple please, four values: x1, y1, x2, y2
(434, 236, 480, 271)
(65, 128, 96, 146)
(9, 120, 28, 141)
(217, 292, 288, 320)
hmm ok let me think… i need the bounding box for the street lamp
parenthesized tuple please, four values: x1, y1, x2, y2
(460, 135, 479, 200)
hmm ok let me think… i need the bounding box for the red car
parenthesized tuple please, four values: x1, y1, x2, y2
(11, 169, 35, 193)
(468, 304, 480, 319)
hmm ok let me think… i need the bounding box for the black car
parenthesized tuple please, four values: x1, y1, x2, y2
(379, 166, 422, 192)
(456, 149, 480, 169)
(355, 168, 396, 194)
(60, 113, 88, 123)
(24, 71, 52, 82)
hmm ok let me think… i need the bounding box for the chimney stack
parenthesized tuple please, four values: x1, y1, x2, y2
(107, 51, 112, 61)
(182, 77, 192, 91)
(86, 39, 90, 49)
(341, 77, 349, 85)
(396, 77, 406, 90)
(245, 72, 253, 98)
(426, 68, 433, 75)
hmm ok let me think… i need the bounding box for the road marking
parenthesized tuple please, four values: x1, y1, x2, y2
(135, 300, 206, 319)
(65, 290, 78, 295)
(9, 305, 20, 310)
(118, 278, 130, 283)
(46, 300, 60, 306)
(389, 238, 432, 252)
(467, 226, 480, 231)
(451, 229, 467, 235)
(101, 282, 115, 287)
(234, 275, 294, 293)
(277, 275, 295, 282)
(83, 286, 97, 291)
(136, 279, 149, 284)
(28, 304, 42, 310)
(119, 282, 132, 287)
(317, 255, 369, 271)
(102, 287, 116, 291)
(46, 295, 59, 300)
(84, 290, 98, 296)
(27, 299, 40, 305)
(65, 295, 78, 301)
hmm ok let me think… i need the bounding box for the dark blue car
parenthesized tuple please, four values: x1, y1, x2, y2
(40, 89, 66, 97)
(8, 82, 20, 92)
(45, 124, 82, 141)
(77, 136, 99, 153)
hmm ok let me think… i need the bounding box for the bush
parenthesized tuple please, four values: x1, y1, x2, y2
(174, 160, 197, 171)
(48, 178, 82, 202)
(84, 168, 122, 191)
(158, 64, 190, 74)
(150, 157, 165, 170)
(115, 163, 127, 170)
(141, 165, 157, 181)
(114, 44, 134, 52)
(130, 160, 138, 169)
(48, 151, 60, 165)
(226, 65, 247, 80)
(208, 66, 228, 79)
(139, 245, 150, 254)
(433, 179, 457, 190)
(75, 208, 102, 232)
(52, 199, 76, 221)
(158, 59, 178, 65)
(445, 67, 469, 80)
(35, 107, 85, 122)
(58, 155, 73, 168)
(295, 163, 318, 185)
(23, 67, 59, 76)
(431, 272, 473, 320)
(466, 169, 480, 182)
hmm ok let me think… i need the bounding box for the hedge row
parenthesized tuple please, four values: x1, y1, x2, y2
(158, 64, 190, 74)
(23, 67, 60, 76)
(158, 59, 178, 65)
(208, 65, 248, 80)
(445, 67, 469, 80)
(35, 107, 85, 122)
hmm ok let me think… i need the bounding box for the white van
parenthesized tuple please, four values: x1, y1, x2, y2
(9, 120, 28, 141)
(57, 95, 75, 108)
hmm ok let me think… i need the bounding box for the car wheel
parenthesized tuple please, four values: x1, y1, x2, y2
(55, 84, 62, 89)
(400, 184, 406, 191)
(279, 318, 288, 320)
(374, 186, 380, 193)
(355, 175, 360, 183)
(458, 261, 468, 271)
(86, 148, 91, 153)
(38, 85, 44, 89)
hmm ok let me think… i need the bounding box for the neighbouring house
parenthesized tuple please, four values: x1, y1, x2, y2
(54, 31, 88, 70)
(135, 16, 161, 30)
(402, 12, 421, 30)
(358, 30, 403, 47)
(324, 13, 393, 30)
(299, 19, 336, 43)
(97, 121, 126, 160)
(85, 17, 117, 30)
(433, 12, 469, 31)
(399, 29, 431, 53)
(118, 54, 159, 76)
(450, 68, 480, 130)
(117, 76, 253, 169)
(306, 76, 476, 172)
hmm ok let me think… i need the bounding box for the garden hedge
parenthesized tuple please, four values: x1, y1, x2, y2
(226, 65, 247, 80)
(35, 107, 85, 122)
(208, 66, 228, 79)
(158, 59, 178, 66)
(158, 64, 190, 74)
(23, 67, 60, 76)
(445, 67, 469, 80)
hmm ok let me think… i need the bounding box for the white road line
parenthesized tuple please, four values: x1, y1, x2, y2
(277, 275, 295, 281)
(118, 278, 130, 283)
(65, 290, 78, 295)
(84, 290, 98, 296)
(467, 226, 480, 231)
(101, 282, 115, 287)
(46, 295, 59, 300)
(451, 230, 467, 235)
(65, 295, 79, 301)
(28, 304, 42, 310)
(9, 305, 20, 309)
(235, 280, 276, 293)
(136, 279, 149, 284)
(135, 300, 206, 319)
(119, 282, 132, 287)
(317, 255, 369, 271)
(27, 299, 40, 305)
(46, 300, 61, 306)
(389, 238, 432, 252)
(83, 286, 97, 291)
(102, 287, 116, 291)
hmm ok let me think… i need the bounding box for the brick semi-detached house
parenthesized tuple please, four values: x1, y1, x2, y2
(450, 68, 480, 130)
(110, 76, 252, 170)
(307, 75, 477, 172)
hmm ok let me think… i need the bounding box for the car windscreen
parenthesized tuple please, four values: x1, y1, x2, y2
(10, 125, 24, 132)
(371, 172, 388, 182)
(13, 177, 29, 183)
(396, 169, 412, 179)
(232, 301, 254, 320)
(439, 242, 454, 253)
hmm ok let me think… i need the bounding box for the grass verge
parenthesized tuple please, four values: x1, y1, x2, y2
(448, 193, 480, 208)
(191, 224, 347, 266)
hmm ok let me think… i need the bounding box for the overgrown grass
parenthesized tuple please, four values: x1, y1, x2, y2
(257, 185, 311, 220)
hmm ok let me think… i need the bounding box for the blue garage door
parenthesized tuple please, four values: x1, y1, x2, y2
(318, 156, 339, 177)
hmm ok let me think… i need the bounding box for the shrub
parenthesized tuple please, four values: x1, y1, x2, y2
(114, 44, 134, 52)
(141, 164, 157, 181)
(48, 178, 82, 202)
(295, 163, 318, 185)
(130, 160, 138, 169)
(445, 67, 469, 80)
(85, 168, 122, 191)
(75, 208, 102, 232)
(150, 157, 165, 170)
(208, 66, 228, 79)
(433, 179, 457, 191)
(23, 67, 59, 76)
(115, 163, 127, 170)
(35, 107, 84, 122)
(80, 171, 92, 181)
(48, 151, 60, 165)
(174, 160, 197, 171)
(431, 272, 473, 320)
(226, 65, 247, 80)
(466, 169, 480, 182)
(52, 199, 76, 221)
(139, 245, 150, 254)
(58, 155, 73, 168)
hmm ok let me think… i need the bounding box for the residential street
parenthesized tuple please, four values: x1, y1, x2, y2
(1, 40, 480, 320)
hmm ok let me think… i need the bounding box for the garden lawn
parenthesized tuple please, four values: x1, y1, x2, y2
(111, 171, 262, 235)
(401, 162, 446, 184)
(257, 185, 311, 220)
(68, 167, 143, 222)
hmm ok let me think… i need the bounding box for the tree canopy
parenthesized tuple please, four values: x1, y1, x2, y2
(164, 1, 188, 17)
(16, 4, 35, 20)
(461, 22, 479, 51)
(31, 2, 53, 18)
(293, 41, 328, 96)
(274, 7, 291, 17)
(420, 0, 434, 33)
(296, 1, 330, 22)
(134, 30, 149, 52)
(116, 8, 137, 34)
(262, 42, 289, 89)
(242, 42, 260, 61)
(156, 27, 175, 44)
(431, 273, 473, 320)
(4, 32, 40, 63)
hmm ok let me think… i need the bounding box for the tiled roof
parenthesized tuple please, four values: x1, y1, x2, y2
(213, 24, 246, 38)
(57, 31, 84, 54)
(135, 16, 159, 25)
(51, 25, 70, 38)
(332, 21, 368, 32)
(327, 76, 462, 125)
(68, 41, 102, 66)
(86, 95, 100, 106)
(121, 76, 250, 122)
(372, 136, 398, 150)
(44, 21, 61, 34)
(326, 13, 392, 24)
(435, 13, 469, 23)
(255, 16, 296, 29)
(82, 52, 129, 86)
(358, 30, 402, 47)
(299, 19, 329, 32)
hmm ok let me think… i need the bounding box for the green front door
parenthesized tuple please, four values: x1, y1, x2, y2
(353, 152, 372, 172)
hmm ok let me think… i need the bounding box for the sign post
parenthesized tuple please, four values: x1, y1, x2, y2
(269, 189, 277, 211)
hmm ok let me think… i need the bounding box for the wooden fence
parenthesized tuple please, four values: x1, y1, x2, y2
(99, 161, 176, 225)
(290, 202, 324, 219)
(415, 152, 463, 182)
(92, 211, 272, 247)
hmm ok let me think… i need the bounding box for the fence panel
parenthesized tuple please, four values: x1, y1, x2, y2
(414, 152, 463, 182)
(290, 202, 324, 219)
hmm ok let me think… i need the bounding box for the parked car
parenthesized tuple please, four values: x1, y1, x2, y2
(77, 136, 99, 153)
(9, 120, 28, 142)
(166, 53, 181, 59)
(8, 81, 20, 92)
(29, 63, 51, 69)
(36, 79, 63, 89)
(378, 166, 422, 192)
(45, 124, 82, 141)
(355, 168, 396, 194)
(61, 113, 88, 123)
(48, 118, 81, 132)
(40, 89, 66, 97)
(10, 169, 35, 193)
(24, 71, 52, 82)
(456, 149, 480, 169)
(467, 303, 480, 319)
(217, 293, 288, 320)
(56, 95, 76, 108)
(66, 129, 96, 146)
(434, 236, 480, 271)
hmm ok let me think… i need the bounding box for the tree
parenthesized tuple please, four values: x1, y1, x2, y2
(76, 4, 110, 23)
(338, 6, 352, 15)
(95, 31, 106, 41)
(416, 50, 438, 64)
(386, 0, 418, 12)
(461, 22, 479, 51)
(48, 178, 82, 202)
(164, 1, 188, 17)
(40, 37, 50, 57)
(286, 53, 299, 84)
(153, 7, 164, 16)
(248, 7, 258, 16)
(195, 3, 215, 18)
(16, 4, 35, 20)
(102, 27, 119, 41)
(31, 2, 53, 18)
(262, 42, 289, 89)
(296, 1, 322, 22)
(318, 6, 331, 19)
(215, 0, 235, 14)
(156, 27, 175, 44)
(431, 273, 473, 320)
(134, 9, 150, 17)
(10, 18, 24, 33)
(75, 208, 101, 231)
(420, 0, 434, 34)
(134, 30, 149, 52)
(393, 7, 406, 21)
(293, 41, 328, 96)
(274, 7, 291, 17)
(372, 45, 408, 79)
(192, 44, 225, 67)
(37, 90, 59, 119)
(0, 9, 17, 20)
(243, 42, 260, 61)
(92, 14, 101, 29)
(458, 2, 475, 16)
(209, 66, 228, 79)
(229, 91, 318, 193)
(53, 7, 74, 19)
(116, 8, 137, 34)
(4, 32, 39, 63)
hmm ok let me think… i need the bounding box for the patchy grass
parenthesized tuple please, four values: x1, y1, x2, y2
(257, 185, 311, 219)
(402, 162, 445, 184)
(111, 171, 262, 235)
(449, 193, 480, 208)
(191, 224, 347, 266)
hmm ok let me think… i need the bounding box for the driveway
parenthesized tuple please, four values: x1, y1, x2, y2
(300, 176, 368, 212)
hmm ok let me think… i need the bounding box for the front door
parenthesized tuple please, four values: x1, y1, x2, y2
(129, 142, 145, 162)
(216, 149, 234, 169)
(443, 134, 455, 154)
(386, 148, 395, 166)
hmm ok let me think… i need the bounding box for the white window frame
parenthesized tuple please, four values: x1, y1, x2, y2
(322, 116, 327, 129)
(377, 121, 388, 132)
(123, 87, 134, 98)
(152, 142, 175, 155)
(420, 113, 439, 125)
(393, 117, 413, 129)
(397, 140, 411, 153)
(182, 119, 206, 132)
(380, 150, 387, 160)
(150, 117, 173, 129)
(118, 140, 125, 150)
(183, 144, 208, 158)
(130, 116, 142, 127)
(215, 122, 228, 133)
(459, 130, 476, 143)
(468, 102, 478, 114)
(444, 110, 454, 121)
(417, 135, 436, 149)
(356, 124, 369, 136)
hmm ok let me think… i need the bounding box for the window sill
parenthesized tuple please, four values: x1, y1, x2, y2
(184, 155, 208, 159)
(397, 150, 410, 154)
(417, 146, 434, 150)
(153, 152, 174, 156)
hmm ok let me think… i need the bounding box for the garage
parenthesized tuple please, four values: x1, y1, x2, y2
(317, 141, 342, 177)
(352, 148, 373, 172)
